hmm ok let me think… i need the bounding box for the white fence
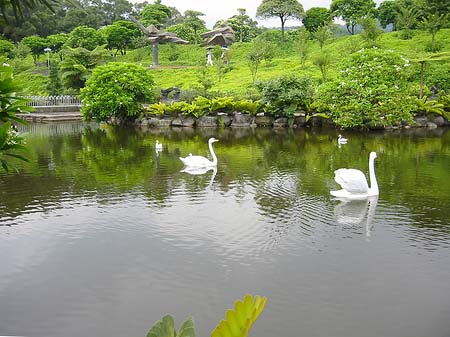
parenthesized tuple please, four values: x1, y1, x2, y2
(25, 95, 81, 107)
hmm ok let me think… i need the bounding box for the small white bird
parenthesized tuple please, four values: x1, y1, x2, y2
(330, 152, 379, 199)
(155, 140, 163, 151)
(338, 134, 348, 144)
(180, 138, 219, 168)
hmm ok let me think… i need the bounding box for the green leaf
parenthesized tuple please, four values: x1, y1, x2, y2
(178, 317, 195, 337)
(210, 294, 267, 337)
(147, 314, 194, 337)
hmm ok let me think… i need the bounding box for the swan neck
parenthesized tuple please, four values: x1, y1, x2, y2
(368, 155, 378, 195)
(209, 141, 217, 165)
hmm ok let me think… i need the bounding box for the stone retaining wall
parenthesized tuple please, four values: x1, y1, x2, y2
(136, 112, 449, 129)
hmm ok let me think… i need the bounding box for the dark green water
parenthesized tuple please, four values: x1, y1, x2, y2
(1, 122, 449, 337)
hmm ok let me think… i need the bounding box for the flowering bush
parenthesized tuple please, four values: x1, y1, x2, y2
(80, 62, 155, 122)
(314, 47, 416, 128)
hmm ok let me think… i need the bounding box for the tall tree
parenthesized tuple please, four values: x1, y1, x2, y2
(0, 0, 57, 23)
(420, 13, 449, 52)
(256, 0, 304, 41)
(302, 7, 332, 33)
(376, 0, 399, 30)
(330, 0, 376, 35)
(140, 0, 172, 28)
(220, 8, 259, 42)
(183, 10, 207, 44)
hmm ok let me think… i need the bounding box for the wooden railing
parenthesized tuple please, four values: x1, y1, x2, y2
(25, 95, 81, 107)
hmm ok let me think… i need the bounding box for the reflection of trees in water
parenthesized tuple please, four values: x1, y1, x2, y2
(2, 125, 449, 238)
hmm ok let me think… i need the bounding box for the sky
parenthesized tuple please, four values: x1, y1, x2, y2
(155, 0, 337, 29)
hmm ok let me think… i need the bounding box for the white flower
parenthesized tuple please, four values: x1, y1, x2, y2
(2, 62, 10, 67)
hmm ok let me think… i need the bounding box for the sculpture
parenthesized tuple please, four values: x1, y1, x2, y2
(127, 15, 189, 67)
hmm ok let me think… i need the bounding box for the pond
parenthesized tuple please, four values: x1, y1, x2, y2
(1, 123, 450, 337)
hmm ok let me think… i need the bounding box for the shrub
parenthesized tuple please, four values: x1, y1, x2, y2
(0, 63, 31, 171)
(314, 47, 416, 128)
(0, 39, 16, 59)
(80, 62, 155, 122)
(255, 74, 314, 117)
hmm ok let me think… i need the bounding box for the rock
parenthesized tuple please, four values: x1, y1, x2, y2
(294, 115, 307, 127)
(273, 117, 288, 127)
(171, 117, 183, 127)
(426, 122, 437, 128)
(182, 116, 196, 127)
(196, 116, 218, 127)
(413, 116, 428, 127)
(255, 115, 273, 127)
(309, 116, 322, 127)
(217, 115, 232, 127)
(433, 116, 446, 127)
(231, 113, 253, 127)
(157, 118, 172, 128)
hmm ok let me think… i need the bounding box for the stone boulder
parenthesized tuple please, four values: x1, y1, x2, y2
(273, 117, 288, 128)
(231, 113, 253, 127)
(433, 116, 447, 127)
(255, 115, 274, 127)
(293, 115, 307, 127)
(413, 116, 428, 127)
(217, 115, 232, 127)
(196, 116, 218, 127)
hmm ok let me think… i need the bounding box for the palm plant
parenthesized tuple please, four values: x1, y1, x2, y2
(0, 63, 31, 171)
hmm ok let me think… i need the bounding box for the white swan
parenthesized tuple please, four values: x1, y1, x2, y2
(338, 134, 348, 144)
(330, 152, 379, 199)
(179, 137, 219, 167)
(155, 140, 163, 150)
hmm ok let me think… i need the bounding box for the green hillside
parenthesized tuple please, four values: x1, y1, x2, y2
(10, 28, 450, 97)
(110, 28, 450, 95)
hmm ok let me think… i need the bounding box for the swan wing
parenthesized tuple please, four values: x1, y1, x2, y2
(179, 155, 213, 167)
(334, 168, 369, 193)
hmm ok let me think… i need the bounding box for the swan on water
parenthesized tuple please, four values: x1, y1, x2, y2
(155, 140, 163, 150)
(330, 152, 379, 199)
(338, 134, 348, 144)
(179, 137, 219, 168)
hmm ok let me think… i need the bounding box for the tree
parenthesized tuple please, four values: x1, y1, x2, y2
(47, 33, 68, 54)
(222, 8, 259, 42)
(302, 7, 331, 33)
(46, 61, 62, 95)
(101, 0, 133, 24)
(376, 0, 399, 30)
(183, 10, 207, 44)
(330, 0, 376, 35)
(256, 0, 304, 41)
(312, 25, 332, 50)
(396, 5, 418, 39)
(80, 62, 156, 123)
(66, 26, 106, 51)
(20, 35, 48, 63)
(294, 28, 310, 69)
(0, 0, 56, 23)
(420, 13, 449, 52)
(103, 20, 141, 55)
(359, 17, 383, 47)
(59, 45, 110, 91)
(140, 0, 172, 28)
(313, 53, 332, 83)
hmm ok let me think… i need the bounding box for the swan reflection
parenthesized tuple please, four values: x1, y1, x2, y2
(334, 196, 378, 237)
(181, 166, 217, 188)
